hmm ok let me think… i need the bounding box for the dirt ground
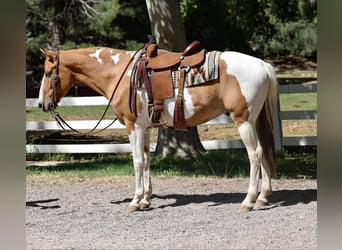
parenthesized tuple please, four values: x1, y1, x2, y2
(26, 175, 317, 250)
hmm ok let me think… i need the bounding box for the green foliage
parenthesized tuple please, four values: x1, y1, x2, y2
(276, 150, 316, 179)
(27, 150, 317, 179)
(253, 0, 317, 57)
(124, 40, 145, 51)
(87, 0, 120, 39)
(26, 0, 317, 87)
(264, 20, 317, 57)
(180, 0, 272, 52)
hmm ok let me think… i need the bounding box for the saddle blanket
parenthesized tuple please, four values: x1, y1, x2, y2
(172, 50, 220, 87)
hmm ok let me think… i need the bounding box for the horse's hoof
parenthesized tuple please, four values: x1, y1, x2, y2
(127, 206, 140, 213)
(254, 199, 267, 209)
(237, 205, 253, 213)
(139, 202, 150, 210)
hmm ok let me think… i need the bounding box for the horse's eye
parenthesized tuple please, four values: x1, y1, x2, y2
(45, 72, 52, 77)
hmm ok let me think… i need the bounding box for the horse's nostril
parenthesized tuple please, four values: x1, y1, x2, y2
(38, 103, 43, 109)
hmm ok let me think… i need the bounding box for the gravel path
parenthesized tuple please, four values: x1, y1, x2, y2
(26, 176, 317, 249)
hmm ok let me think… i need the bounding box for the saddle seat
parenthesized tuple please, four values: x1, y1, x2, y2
(147, 47, 206, 70)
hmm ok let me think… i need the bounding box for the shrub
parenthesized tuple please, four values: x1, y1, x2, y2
(264, 20, 317, 57)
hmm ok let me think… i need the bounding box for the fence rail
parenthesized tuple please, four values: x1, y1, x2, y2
(26, 81, 317, 153)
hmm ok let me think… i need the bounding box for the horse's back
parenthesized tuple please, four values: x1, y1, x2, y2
(219, 51, 270, 78)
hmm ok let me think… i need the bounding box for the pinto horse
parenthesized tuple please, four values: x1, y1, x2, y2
(38, 46, 277, 213)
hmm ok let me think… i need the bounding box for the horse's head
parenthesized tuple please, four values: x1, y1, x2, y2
(38, 48, 73, 112)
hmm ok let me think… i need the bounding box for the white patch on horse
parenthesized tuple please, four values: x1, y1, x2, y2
(126, 51, 136, 57)
(164, 88, 195, 126)
(127, 69, 132, 77)
(135, 88, 195, 127)
(111, 53, 120, 65)
(89, 48, 104, 64)
(220, 51, 269, 113)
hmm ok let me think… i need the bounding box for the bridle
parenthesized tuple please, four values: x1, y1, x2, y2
(51, 50, 60, 109)
(50, 46, 144, 135)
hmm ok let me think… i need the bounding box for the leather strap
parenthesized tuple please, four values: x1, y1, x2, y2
(173, 69, 188, 130)
(137, 57, 153, 103)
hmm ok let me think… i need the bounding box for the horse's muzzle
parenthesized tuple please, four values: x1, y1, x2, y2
(38, 101, 55, 112)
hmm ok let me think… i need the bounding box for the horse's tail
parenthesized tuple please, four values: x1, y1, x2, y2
(256, 62, 278, 176)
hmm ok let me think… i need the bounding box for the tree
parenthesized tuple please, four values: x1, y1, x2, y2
(145, 0, 205, 157)
(145, 0, 186, 52)
(26, 0, 147, 87)
(51, 1, 73, 49)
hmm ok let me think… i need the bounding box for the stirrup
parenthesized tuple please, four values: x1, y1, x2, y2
(149, 109, 168, 127)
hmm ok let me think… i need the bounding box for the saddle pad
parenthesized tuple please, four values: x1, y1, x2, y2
(172, 50, 220, 87)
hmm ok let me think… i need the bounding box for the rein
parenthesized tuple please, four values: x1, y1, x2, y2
(52, 46, 144, 135)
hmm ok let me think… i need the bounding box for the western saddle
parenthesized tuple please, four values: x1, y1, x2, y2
(130, 35, 207, 130)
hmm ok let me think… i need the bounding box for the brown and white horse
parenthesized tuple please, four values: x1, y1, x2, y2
(38, 47, 277, 213)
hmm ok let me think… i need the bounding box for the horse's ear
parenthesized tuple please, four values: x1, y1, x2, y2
(40, 48, 47, 55)
(40, 48, 56, 60)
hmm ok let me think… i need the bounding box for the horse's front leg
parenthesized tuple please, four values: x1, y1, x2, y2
(127, 126, 152, 212)
(140, 128, 152, 209)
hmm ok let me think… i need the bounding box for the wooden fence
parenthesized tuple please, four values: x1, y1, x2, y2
(26, 81, 317, 154)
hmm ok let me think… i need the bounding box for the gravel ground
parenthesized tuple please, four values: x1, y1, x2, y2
(26, 175, 317, 249)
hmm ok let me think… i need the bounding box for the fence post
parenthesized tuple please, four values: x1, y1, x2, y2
(274, 86, 283, 152)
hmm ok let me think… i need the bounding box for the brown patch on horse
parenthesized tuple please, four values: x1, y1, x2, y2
(219, 60, 249, 127)
(185, 81, 226, 126)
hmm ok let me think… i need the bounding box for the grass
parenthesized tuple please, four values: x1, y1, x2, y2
(279, 92, 317, 111)
(26, 105, 117, 121)
(27, 149, 316, 179)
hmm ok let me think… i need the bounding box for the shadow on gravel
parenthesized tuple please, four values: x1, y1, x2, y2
(111, 189, 317, 210)
(26, 199, 61, 209)
(269, 189, 317, 206)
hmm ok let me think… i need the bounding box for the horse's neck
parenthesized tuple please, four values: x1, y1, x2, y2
(62, 48, 129, 98)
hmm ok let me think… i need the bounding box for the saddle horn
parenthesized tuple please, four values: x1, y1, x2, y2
(182, 41, 200, 57)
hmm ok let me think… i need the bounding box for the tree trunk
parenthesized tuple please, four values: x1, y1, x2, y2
(51, 1, 72, 49)
(145, 0, 206, 157)
(145, 0, 187, 52)
(154, 127, 205, 157)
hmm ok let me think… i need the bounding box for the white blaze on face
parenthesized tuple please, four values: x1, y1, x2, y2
(111, 53, 120, 65)
(89, 48, 104, 64)
(38, 74, 46, 104)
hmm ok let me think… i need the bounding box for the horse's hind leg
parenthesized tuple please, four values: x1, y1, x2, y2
(254, 157, 272, 208)
(237, 121, 262, 213)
